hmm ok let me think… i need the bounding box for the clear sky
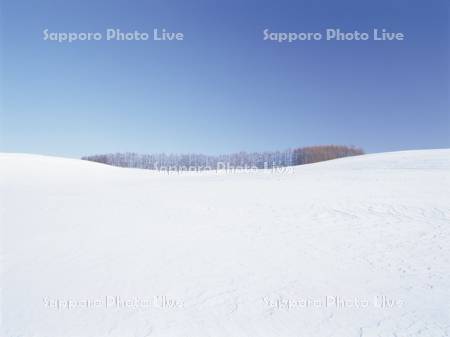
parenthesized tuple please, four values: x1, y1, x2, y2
(1, 0, 448, 158)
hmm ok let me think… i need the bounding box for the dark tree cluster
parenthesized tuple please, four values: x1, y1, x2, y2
(293, 145, 364, 165)
(82, 145, 364, 171)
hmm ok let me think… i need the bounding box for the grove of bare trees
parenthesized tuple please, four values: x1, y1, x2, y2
(82, 145, 364, 171)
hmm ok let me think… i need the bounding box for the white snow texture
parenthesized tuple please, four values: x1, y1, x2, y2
(1, 149, 449, 337)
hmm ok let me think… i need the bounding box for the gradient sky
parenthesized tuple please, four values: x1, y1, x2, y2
(1, 0, 448, 158)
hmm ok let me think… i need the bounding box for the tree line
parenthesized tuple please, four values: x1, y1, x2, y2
(82, 145, 364, 171)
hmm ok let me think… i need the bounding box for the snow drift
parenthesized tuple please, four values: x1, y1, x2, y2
(1, 149, 449, 337)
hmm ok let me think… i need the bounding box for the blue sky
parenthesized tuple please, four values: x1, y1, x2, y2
(1, 0, 448, 158)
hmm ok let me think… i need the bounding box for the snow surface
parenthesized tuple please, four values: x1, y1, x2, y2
(1, 149, 449, 337)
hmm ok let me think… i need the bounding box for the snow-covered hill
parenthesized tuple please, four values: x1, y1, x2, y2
(1, 149, 449, 337)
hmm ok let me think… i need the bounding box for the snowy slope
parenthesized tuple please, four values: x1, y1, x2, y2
(1, 149, 449, 337)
